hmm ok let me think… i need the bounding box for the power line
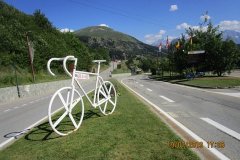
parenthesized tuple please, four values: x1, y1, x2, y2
(67, 0, 165, 26)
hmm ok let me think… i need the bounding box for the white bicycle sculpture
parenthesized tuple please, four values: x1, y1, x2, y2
(47, 56, 117, 136)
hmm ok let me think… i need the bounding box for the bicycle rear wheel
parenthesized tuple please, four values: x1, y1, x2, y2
(48, 87, 84, 136)
(97, 81, 117, 115)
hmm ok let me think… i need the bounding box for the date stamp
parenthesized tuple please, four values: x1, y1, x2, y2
(168, 141, 225, 149)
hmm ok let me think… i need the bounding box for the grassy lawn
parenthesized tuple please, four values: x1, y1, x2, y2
(178, 76, 240, 88)
(0, 80, 199, 160)
(150, 75, 240, 88)
(112, 61, 130, 74)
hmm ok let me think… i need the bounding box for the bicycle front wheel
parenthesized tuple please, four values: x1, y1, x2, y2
(97, 81, 117, 115)
(48, 87, 84, 136)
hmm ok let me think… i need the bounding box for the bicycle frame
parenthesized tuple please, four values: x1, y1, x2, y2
(73, 70, 108, 108)
(47, 56, 109, 109)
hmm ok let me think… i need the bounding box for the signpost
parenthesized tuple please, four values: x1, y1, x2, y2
(26, 31, 35, 82)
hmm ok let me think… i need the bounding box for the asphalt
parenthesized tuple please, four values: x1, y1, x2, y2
(118, 74, 240, 160)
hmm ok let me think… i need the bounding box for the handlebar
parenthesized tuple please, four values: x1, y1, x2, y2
(47, 56, 77, 77)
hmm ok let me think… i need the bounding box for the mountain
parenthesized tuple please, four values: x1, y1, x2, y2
(222, 30, 240, 44)
(74, 26, 157, 59)
(0, 1, 93, 71)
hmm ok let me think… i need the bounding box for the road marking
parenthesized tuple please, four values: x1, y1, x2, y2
(4, 109, 11, 112)
(14, 106, 19, 109)
(140, 84, 144, 87)
(21, 104, 27, 107)
(136, 82, 139, 84)
(121, 79, 230, 160)
(30, 101, 34, 104)
(201, 118, 240, 141)
(214, 92, 240, 98)
(159, 95, 175, 103)
(167, 112, 178, 118)
(146, 88, 152, 92)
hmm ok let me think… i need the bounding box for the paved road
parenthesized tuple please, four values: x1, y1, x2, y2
(120, 74, 240, 160)
(0, 62, 116, 149)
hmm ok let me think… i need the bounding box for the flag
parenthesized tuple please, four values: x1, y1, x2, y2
(158, 42, 162, 52)
(175, 40, 180, 49)
(166, 36, 169, 49)
(190, 36, 193, 46)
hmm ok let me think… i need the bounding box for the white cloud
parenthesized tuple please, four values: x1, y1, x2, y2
(176, 23, 190, 30)
(219, 20, 240, 31)
(144, 30, 166, 44)
(60, 28, 74, 33)
(176, 23, 207, 32)
(200, 15, 211, 21)
(170, 5, 178, 11)
(98, 24, 109, 27)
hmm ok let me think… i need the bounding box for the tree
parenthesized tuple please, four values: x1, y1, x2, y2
(139, 58, 151, 72)
(171, 35, 188, 75)
(186, 19, 239, 76)
(217, 40, 239, 75)
(33, 9, 53, 30)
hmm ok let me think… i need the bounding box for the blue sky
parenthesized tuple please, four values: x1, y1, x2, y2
(4, 0, 240, 44)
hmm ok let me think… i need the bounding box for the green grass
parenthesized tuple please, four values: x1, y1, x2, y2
(179, 76, 240, 88)
(0, 80, 199, 160)
(151, 74, 240, 88)
(112, 61, 130, 74)
(0, 68, 69, 88)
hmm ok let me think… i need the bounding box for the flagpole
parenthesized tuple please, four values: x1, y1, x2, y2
(158, 42, 162, 76)
(26, 31, 35, 82)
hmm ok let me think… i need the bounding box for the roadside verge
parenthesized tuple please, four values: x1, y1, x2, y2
(0, 80, 199, 160)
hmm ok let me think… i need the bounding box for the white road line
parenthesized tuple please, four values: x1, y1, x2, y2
(4, 109, 11, 112)
(21, 104, 27, 106)
(14, 106, 19, 109)
(214, 92, 240, 98)
(121, 79, 230, 160)
(136, 82, 139, 84)
(159, 95, 175, 103)
(146, 88, 152, 92)
(201, 118, 240, 141)
(140, 84, 144, 87)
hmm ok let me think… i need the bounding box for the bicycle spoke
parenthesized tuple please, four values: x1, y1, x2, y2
(58, 92, 68, 111)
(107, 85, 112, 95)
(109, 98, 115, 106)
(99, 89, 107, 98)
(66, 90, 70, 107)
(53, 111, 68, 128)
(69, 113, 78, 128)
(103, 100, 108, 113)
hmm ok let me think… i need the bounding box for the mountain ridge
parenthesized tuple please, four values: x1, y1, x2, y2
(74, 26, 157, 59)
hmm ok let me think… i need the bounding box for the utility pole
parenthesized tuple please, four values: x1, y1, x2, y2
(26, 31, 35, 82)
